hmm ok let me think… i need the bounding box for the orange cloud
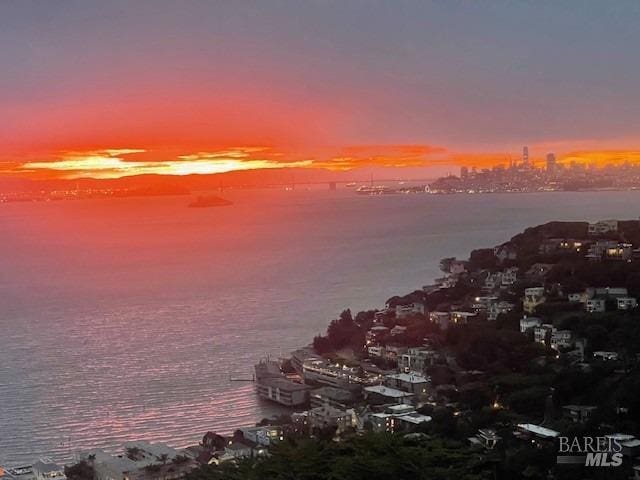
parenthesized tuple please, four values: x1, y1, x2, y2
(560, 150, 640, 166)
(315, 144, 448, 171)
(13, 148, 311, 179)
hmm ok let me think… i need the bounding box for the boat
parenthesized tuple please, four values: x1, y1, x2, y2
(345, 182, 357, 188)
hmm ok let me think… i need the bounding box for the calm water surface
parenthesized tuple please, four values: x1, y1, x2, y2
(1, 189, 639, 464)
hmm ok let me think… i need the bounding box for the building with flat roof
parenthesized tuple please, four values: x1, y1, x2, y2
(310, 386, 355, 409)
(363, 385, 414, 404)
(256, 377, 311, 406)
(384, 372, 429, 395)
(32, 460, 65, 480)
(77, 441, 195, 480)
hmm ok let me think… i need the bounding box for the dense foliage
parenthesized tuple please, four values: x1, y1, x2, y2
(185, 434, 495, 480)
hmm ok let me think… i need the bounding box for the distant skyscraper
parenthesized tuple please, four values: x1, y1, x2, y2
(522, 146, 529, 167)
(546, 153, 556, 173)
(460, 166, 469, 180)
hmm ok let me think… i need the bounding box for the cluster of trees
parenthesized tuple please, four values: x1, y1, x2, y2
(185, 434, 496, 480)
(64, 461, 94, 480)
(313, 309, 365, 354)
(446, 324, 545, 374)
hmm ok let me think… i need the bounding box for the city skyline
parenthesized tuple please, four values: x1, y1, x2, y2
(2, 1, 640, 181)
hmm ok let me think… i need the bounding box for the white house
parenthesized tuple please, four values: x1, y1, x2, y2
(520, 317, 542, 333)
(523, 287, 546, 313)
(502, 267, 518, 286)
(588, 219, 618, 235)
(618, 297, 638, 310)
(586, 298, 606, 313)
(593, 351, 619, 361)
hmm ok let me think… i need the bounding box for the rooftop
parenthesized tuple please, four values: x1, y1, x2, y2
(364, 385, 414, 398)
(395, 413, 432, 424)
(260, 377, 311, 391)
(517, 423, 560, 439)
(386, 373, 429, 384)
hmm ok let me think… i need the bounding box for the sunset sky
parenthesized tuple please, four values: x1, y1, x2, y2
(2, 0, 640, 181)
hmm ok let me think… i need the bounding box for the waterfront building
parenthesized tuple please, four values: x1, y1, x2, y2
(256, 377, 311, 406)
(224, 442, 255, 460)
(77, 441, 195, 480)
(303, 359, 382, 388)
(290, 347, 321, 374)
(239, 426, 283, 446)
(32, 460, 65, 480)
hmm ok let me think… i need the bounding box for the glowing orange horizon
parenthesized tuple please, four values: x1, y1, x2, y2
(3, 145, 640, 181)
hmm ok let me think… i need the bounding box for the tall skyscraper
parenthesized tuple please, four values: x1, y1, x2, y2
(522, 146, 529, 168)
(546, 153, 556, 174)
(460, 166, 469, 180)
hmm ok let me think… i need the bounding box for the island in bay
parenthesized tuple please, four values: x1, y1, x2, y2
(188, 195, 233, 208)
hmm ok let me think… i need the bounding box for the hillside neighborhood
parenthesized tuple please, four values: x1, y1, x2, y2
(46, 219, 640, 480)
